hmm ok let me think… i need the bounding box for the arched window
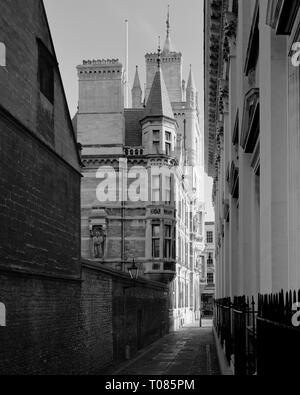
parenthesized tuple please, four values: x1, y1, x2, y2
(0, 302, 6, 327)
(0, 42, 6, 67)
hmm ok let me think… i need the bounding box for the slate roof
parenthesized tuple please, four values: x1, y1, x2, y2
(144, 68, 174, 120)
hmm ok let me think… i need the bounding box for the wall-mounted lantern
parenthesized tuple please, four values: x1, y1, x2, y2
(128, 259, 139, 281)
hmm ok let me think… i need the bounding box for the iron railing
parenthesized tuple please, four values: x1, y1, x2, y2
(215, 290, 300, 375)
(215, 296, 257, 375)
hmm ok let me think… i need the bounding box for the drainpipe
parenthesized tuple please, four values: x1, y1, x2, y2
(120, 158, 126, 271)
(183, 118, 187, 166)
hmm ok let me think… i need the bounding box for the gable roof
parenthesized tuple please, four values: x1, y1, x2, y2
(41, 0, 81, 169)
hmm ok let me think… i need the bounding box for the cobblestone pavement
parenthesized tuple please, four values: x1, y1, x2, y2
(110, 320, 221, 376)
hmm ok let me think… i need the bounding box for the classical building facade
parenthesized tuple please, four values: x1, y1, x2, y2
(204, 0, 300, 299)
(76, 14, 206, 330)
(201, 222, 216, 316)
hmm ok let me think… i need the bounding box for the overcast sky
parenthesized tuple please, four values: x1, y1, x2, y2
(44, 0, 214, 221)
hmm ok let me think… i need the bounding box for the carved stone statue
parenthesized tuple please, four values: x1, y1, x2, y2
(92, 227, 106, 259)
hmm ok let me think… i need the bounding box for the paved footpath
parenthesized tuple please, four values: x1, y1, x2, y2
(110, 321, 220, 376)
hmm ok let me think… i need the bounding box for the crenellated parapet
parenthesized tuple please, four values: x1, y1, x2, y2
(145, 52, 182, 64)
(77, 59, 123, 80)
(82, 59, 121, 65)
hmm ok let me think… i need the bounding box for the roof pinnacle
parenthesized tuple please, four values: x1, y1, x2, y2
(166, 5, 170, 38)
(157, 36, 161, 69)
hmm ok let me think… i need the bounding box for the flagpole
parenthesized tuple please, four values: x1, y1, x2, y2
(125, 18, 129, 108)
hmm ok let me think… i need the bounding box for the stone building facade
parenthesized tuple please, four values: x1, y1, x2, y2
(201, 222, 216, 316)
(76, 14, 206, 330)
(204, 0, 300, 298)
(0, 0, 169, 374)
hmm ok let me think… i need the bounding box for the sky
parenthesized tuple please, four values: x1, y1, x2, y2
(44, 0, 214, 221)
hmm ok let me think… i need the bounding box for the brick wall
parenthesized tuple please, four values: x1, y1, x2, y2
(80, 266, 113, 374)
(112, 274, 169, 363)
(0, 111, 81, 279)
(0, 0, 80, 170)
(0, 272, 82, 375)
(0, 263, 169, 375)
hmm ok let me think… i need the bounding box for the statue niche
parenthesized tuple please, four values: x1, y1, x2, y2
(91, 226, 106, 259)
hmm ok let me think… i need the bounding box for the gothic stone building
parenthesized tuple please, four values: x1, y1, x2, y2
(76, 17, 206, 330)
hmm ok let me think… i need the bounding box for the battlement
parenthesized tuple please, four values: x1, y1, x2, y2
(81, 58, 121, 66)
(145, 52, 182, 63)
(77, 59, 123, 80)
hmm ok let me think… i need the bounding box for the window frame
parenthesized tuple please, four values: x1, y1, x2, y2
(207, 272, 214, 285)
(164, 224, 172, 259)
(151, 174, 161, 202)
(37, 39, 55, 104)
(165, 131, 172, 155)
(207, 231, 213, 244)
(152, 223, 161, 258)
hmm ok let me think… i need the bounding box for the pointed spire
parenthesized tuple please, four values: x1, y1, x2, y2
(132, 65, 142, 90)
(163, 5, 173, 53)
(144, 67, 174, 120)
(187, 65, 196, 90)
(131, 66, 143, 108)
(186, 65, 197, 109)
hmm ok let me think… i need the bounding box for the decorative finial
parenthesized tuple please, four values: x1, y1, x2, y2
(157, 36, 161, 69)
(166, 5, 170, 37)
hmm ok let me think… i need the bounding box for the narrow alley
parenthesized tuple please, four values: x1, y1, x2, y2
(109, 321, 220, 376)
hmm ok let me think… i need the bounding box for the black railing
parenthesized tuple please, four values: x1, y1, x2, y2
(214, 296, 257, 375)
(215, 290, 300, 375)
(257, 290, 300, 375)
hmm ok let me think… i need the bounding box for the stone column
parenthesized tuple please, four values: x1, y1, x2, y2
(287, 52, 300, 290)
(259, 0, 288, 293)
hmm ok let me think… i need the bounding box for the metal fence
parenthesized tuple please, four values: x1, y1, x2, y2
(215, 290, 300, 375)
(214, 296, 257, 375)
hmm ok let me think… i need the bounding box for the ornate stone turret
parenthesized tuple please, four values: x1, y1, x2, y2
(131, 66, 143, 108)
(141, 45, 176, 156)
(144, 49, 174, 120)
(145, 7, 183, 103)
